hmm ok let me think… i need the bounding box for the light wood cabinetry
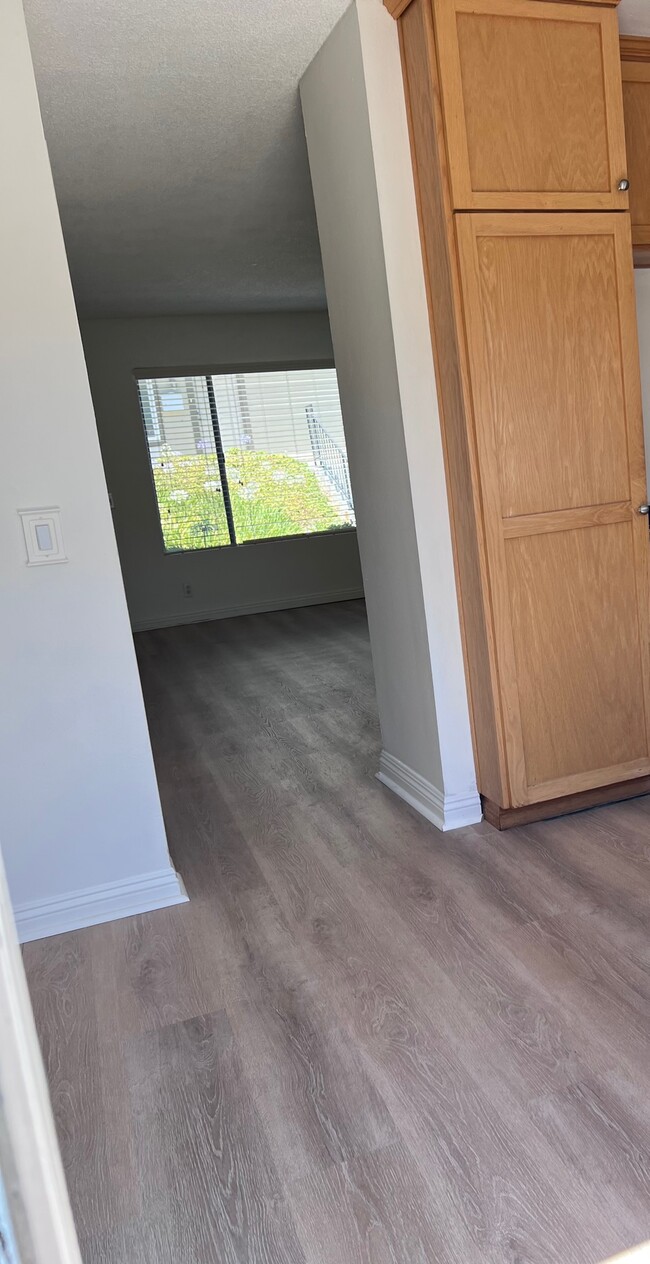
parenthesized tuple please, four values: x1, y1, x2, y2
(436, 0, 629, 211)
(387, 0, 650, 825)
(458, 212, 650, 807)
(621, 37, 650, 266)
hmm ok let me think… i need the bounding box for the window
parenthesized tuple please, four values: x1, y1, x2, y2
(137, 369, 356, 552)
(139, 378, 162, 446)
(160, 392, 184, 411)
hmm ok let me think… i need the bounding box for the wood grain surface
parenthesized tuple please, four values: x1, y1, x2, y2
(398, 0, 645, 817)
(460, 220, 630, 520)
(434, 0, 628, 211)
(387, 0, 623, 15)
(620, 37, 650, 64)
(23, 603, 650, 1263)
(456, 211, 650, 807)
(483, 773, 650, 828)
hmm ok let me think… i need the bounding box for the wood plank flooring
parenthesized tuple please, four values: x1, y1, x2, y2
(23, 600, 650, 1264)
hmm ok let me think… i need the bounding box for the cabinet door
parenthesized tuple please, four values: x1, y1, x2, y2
(621, 57, 650, 258)
(435, 0, 629, 211)
(457, 213, 650, 807)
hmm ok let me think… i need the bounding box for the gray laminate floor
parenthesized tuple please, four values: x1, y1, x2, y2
(24, 600, 650, 1264)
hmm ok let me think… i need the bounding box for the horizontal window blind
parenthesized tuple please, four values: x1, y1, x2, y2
(137, 368, 355, 553)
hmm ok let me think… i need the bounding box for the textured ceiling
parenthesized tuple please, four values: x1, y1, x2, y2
(24, 0, 649, 318)
(23, 0, 351, 317)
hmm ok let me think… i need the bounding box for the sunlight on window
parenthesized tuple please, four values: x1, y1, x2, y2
(160, 391, 184, 411)
(602, 1244, 650, 1263)
(137, 368, 355, 552)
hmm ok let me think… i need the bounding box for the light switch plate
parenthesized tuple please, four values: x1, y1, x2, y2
(18, 507, 67, 566)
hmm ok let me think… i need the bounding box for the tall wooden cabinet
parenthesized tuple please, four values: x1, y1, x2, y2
(385, 0, 650, 826)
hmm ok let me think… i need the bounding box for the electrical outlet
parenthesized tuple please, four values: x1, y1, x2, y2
(182, 582, 193, 599)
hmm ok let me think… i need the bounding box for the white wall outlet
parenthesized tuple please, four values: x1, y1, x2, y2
(18, 507, 67, 566)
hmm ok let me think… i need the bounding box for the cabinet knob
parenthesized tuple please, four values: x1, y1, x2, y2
(639, 504, 650, 515)
(618, 178, 630, 192)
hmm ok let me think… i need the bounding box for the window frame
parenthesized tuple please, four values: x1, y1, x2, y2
(134, 360, 357, 556)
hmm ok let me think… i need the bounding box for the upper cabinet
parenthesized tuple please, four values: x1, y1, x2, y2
(435, 0, 629, 211)
(621, 37, 650, 267)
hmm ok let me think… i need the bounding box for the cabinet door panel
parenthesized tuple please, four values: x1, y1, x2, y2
(457, 212, 650, 806)
(436, 0, 629, 210)
(506, 523, 648, 791)
(477, 232, 629, 517)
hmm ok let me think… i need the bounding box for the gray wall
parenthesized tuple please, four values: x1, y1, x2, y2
(301, 8, 444, 792)
(81, 313, 363, 630)
(300, 1, 480, 826)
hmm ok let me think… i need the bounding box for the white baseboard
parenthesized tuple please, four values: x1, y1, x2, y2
(15, 868, 188, 944)
(131, 587, 365, 633)
(377, 750, 482, 832)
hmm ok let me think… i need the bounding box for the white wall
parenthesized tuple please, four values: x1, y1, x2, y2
(301, 1, 480, 828)
(619, 0, 650, 36)
(81, 314, 363, 630)
(0, 0, 184, 940)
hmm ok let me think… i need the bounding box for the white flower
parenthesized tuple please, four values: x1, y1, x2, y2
(203, 481, 221, 491)
(287, 474, 306, 485)
(170, 489, 189, 501)
(159, 461, 175, 472)
(228, 466, 241, 482)
(237, 482, 260, 501)
(272, 470, 287, 482)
